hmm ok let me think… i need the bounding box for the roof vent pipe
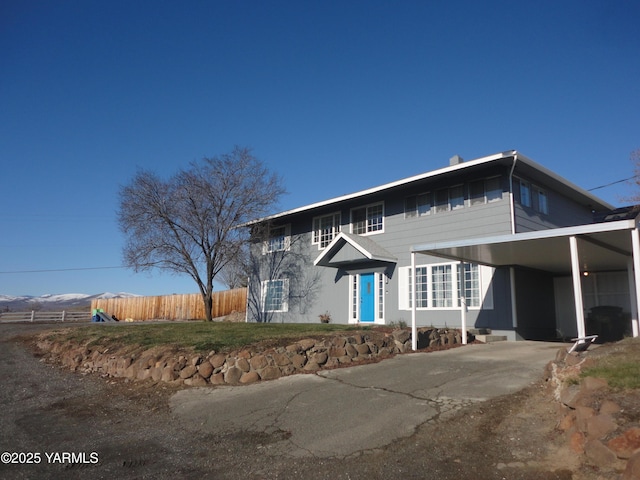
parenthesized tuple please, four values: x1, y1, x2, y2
(449, 155, 464, 166)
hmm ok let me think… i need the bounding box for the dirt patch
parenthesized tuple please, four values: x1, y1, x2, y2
(0, 322, 636, 479)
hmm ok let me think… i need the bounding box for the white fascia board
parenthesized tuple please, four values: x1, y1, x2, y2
(314, 232, 397, 266)
(242, 150, 613, 227)
(411, 219, 637, 254)
(514, 153, 614, 210)
(313, 233, 345, 266)
(242, 151, 515, 227)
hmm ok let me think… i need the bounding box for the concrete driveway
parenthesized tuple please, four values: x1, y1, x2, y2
(170, 341, 561, 458)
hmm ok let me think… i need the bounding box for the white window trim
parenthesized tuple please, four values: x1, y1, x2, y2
(348, 272, 385, 324)
(349, 274, 360, 324)
(350, 202, 384, 236)
(398, 263, 494, 311)
(261, 279, 289, 312)
(312, 212, 341, 249)
(262, 224, 291, 254)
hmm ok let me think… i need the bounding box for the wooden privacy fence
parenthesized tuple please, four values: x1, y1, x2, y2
(90, 288, 247, 321)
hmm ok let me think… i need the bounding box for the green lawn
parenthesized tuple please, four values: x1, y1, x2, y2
(42, 322, 372, 353)
(581, 337, 640, 390)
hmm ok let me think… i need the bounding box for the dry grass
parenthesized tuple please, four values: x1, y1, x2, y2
(40, 321, 372, 353)
(581, 336, 640, 390)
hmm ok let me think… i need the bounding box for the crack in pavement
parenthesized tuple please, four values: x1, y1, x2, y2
(314, 369, 480, 426)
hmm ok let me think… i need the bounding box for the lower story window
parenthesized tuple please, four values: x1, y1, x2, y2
(351, 276, 359, 320)
(378, 273, 384, 320)
(262, 279, 289, 312)
(460, 263, 480, 307)
(399, 263, 493, 310)
(415, 266, 428, 308)
(432, 265, 453, 308)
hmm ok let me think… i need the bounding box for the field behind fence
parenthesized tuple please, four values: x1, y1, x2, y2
(90, 288, 247, 321)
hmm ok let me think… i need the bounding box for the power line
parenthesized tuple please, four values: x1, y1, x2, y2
(0, 266, 127, 274)
(588, 175, 639, 192)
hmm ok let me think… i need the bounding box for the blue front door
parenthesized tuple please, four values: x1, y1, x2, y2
(360, 273, 375, 322)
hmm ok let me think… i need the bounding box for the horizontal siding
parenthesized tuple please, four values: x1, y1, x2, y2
(514, 177, 594, 232)
(379, 199, 513, 258)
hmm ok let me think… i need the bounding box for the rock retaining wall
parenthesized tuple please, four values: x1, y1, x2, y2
(36, 327, 463, 388)
(549, 347, 640, 479)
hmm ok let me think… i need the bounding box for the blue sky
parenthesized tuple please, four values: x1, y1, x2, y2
(1, 0, 639, 296)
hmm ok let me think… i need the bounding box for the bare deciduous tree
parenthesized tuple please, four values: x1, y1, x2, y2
(118, 146, 285, 321)
(218, 243, 250, 290)
(246, 222, 322, 323)
(628, 148, 640, 203)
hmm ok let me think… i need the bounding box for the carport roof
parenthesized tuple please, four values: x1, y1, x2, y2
(411, 219, 640, 274)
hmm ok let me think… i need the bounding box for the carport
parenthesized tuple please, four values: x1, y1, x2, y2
(409, 218, 640, 349)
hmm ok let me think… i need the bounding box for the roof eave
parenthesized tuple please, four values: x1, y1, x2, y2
(240, 150, 614, 227)
(242, 151, 516, 226)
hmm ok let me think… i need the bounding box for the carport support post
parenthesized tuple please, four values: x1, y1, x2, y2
(411, 251, 417, 351)
(459, 262, 467, 345)
(631, 228, 640, 337)
(569, 236, 586, 340)
(627, 261, 639, 338)
(460, 297, 468, 345)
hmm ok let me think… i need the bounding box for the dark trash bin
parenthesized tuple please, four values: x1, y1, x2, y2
(586, 306, 626, 342)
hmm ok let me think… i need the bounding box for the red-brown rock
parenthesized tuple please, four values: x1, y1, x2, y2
(608, 428, 640, 460)
(240, 371, 260, 384)
(197, 361, 213, 379)
(623, 450, 640, 480)
(584, 439, 617, 467)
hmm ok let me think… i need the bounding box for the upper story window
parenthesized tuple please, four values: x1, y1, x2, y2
(449, 185, 465, 210)
(516, 177, 548, 215)
(519, 179, 532, 207)
(535, 188, 548, 214)
(470, 177, 502, 205)
(405, 177, 505, 222)
(263, 224, 291, 254)
(351, 202, 384, 235)
(312, 212, 341, 249)
(404, 193, 431, 218)
(435, 189, 449, 213)
(435, 186, 465, 212)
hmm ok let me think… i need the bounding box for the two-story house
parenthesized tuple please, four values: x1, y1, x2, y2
(244, 150, 640, 343)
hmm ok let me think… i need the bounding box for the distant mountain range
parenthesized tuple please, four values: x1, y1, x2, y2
(0, 292, 140, 311)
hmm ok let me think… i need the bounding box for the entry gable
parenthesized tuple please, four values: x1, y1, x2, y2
(314, 232, 397, 267)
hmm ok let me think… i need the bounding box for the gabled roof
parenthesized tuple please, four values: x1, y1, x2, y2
(314, 232, 397, 267)
(242, 150, 614, 226)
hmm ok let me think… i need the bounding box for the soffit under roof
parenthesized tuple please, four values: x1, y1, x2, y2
(240, 151, 613, 227)
(411, 220, 638, 274)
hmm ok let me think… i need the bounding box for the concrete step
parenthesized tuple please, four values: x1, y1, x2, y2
(475, 334, 508, 343)
(468, 328, 491, 335)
